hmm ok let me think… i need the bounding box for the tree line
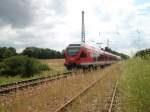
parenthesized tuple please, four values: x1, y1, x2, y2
(104, 47, 130, 59)
(135, 48, 150, 57)
(0, 47, 64, 61)
(22, 47, 64, 59)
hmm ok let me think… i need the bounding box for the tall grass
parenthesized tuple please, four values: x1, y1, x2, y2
(120, 56, 150, 112)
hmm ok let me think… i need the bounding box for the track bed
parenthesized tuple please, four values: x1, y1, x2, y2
(57, 65, 120, 112)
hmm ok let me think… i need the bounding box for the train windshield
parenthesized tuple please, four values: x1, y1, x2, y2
(67, 47, 80, 56)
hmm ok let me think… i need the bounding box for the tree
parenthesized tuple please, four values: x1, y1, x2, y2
(3, 49, 14, 58)
(8, 47, 16, 55)
(0, 47, 16, 61)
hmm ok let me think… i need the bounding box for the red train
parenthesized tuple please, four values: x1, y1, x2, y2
(64, 43, 121, 70)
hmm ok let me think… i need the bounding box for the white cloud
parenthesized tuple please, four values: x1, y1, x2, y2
(0, 0, 150, 56)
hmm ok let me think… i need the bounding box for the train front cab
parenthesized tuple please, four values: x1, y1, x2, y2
(64, 44, 81, 70)
(64, 44, 93, 70)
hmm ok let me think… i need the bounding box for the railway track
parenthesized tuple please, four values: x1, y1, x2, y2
(54, 78, 118, 112)
(108, 80, 118, 112)
(102, 80, 118, 112)
(0, 68, 103, 95)
(54, 72, 108, 112)
(0, 71, 73, 94)
(0, 64, 120, 112)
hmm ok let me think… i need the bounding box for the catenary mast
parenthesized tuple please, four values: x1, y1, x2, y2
(81, 11, 85, 43)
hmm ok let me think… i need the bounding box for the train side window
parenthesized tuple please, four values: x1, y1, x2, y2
(80, 52, 87, 58)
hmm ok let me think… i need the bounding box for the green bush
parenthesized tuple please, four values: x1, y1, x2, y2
(0, 56, 49, 77)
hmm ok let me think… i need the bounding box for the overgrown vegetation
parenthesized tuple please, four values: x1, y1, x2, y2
(119, 56, 150, 112)
(0, 56, 49, 77)
(105, 47, 130, 59)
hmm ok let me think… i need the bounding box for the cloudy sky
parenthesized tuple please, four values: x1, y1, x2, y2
(0, 0, 150, 56)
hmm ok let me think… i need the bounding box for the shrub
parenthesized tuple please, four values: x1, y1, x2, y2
(0, 56, 49, 77)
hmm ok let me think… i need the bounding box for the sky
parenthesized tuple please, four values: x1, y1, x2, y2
(0, 0, 150, 56)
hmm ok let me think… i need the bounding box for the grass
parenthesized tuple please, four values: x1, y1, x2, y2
(39, 59, 65, 71)
(0, 59, 66, 85)
(119, 56, 150, 112)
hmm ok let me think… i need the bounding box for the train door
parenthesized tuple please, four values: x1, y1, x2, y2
(80, 49, 88, 63)
(92, 52, 98, 62)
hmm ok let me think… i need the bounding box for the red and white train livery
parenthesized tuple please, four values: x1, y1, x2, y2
(64, 43, 121, 70)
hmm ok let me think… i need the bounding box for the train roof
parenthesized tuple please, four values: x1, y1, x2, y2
(100, 50, 121, 59)
(67, 44, 81, 48)
(67, 43, 121, 59)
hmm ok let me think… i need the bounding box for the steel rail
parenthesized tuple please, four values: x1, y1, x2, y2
(54, 77, 118, 112)
(108, 80, 118, 112)
(0, 72, 73, 94)
(54, 73, 107, 112)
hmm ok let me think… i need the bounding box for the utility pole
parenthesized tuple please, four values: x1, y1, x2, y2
(97, 32, 103, 48)
(107, 39, 111, 48)
(137, 29, 141, 41)
(81, 11, 85, 43)
(136, 29, 141, 49)
(96, 43, 103, 48)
